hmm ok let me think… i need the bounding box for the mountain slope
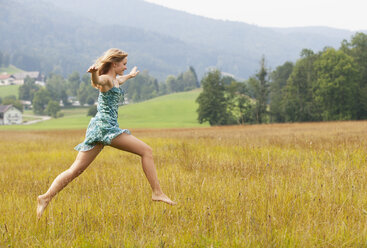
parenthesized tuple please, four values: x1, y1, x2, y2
(1, 0, 356, 80)
(47, 0, 355, 74)
(0, 0, 214, 79)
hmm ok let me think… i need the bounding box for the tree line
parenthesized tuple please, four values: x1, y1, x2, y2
(197, 32, 367, 125)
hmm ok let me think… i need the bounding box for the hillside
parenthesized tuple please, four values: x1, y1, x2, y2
(0, 65, 24, 74)
(0, 0, 356, 80)
(0, 85, 20, 99)
(0, 89, 209, 130)
(43, 0, 358, 75)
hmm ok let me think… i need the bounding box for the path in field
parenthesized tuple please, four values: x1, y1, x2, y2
(22, 115, 51, 125)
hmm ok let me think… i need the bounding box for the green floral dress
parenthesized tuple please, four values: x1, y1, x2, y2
(74, 86, 131, 151)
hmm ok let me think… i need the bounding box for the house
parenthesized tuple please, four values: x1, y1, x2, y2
(0, 73, 16, 85)
(0, 105, 22, 125)
(12, 71, 45, 85)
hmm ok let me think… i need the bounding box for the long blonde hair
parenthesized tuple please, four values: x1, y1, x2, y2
(92, 48, 128, 88)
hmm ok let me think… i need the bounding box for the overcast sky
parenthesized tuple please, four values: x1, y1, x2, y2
(144, 0, 367, 31)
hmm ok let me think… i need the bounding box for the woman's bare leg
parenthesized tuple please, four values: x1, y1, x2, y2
(110, 133, 176, 205)
(37, 144, 104, 218)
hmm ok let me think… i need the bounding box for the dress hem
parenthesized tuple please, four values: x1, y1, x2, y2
(74, 129, 131, 152)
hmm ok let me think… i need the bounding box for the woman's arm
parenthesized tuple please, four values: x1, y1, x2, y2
(87, 65, 109, 88)
(117, 66, 139, 85)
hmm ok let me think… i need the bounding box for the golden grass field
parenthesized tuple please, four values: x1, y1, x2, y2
(1, 121, 367, 247)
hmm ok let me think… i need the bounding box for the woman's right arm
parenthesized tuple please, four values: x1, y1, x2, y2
(87, 65, 108, 88)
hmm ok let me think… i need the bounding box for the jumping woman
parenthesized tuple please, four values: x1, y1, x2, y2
(37, 48, 176, 218)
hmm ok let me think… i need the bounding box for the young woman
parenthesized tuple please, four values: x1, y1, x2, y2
(37, 48, 176, 218)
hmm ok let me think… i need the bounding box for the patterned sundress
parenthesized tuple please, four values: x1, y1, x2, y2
(74, 86, 131, 151)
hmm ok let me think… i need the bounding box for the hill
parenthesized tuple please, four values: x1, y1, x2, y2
(0, 65, 24, 74)
(0, 89, 209, 130)
(0, 0, 356, 80)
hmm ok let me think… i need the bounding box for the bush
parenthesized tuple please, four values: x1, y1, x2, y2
(45, 100, 60, 118)
(87, 105, 97, 117)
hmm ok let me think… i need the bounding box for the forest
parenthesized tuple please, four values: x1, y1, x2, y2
(197, 32, 367, 125)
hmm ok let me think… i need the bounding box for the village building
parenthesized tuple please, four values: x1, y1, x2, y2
(0, 73, 16, 86)
(12, 71, 45, 85)
(0, 105, 22, 125)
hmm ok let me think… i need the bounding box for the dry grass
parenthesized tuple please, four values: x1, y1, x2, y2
(1, 121, 367, 247)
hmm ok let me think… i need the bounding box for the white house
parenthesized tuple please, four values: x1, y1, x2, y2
(0, 105, 22, 125)
(12, 71, 45, 85)
(0, 73, 15, 85)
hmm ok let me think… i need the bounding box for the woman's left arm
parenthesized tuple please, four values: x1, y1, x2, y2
(117, 66, 139, 85)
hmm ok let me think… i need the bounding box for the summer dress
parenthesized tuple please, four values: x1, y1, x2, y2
(74, 86, 131, 151)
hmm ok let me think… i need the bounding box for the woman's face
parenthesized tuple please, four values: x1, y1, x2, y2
(114, 57, 128, 75)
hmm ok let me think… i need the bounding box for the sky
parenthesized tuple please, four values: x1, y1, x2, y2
(144, 0, 367, 31)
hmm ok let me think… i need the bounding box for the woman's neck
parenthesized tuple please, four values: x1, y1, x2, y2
(106, 70, 117, 79)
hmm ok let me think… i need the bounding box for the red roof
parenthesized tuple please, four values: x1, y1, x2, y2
(0, 74, 12, 80)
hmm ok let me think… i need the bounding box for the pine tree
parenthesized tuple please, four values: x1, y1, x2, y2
(248, 56, 269, 123)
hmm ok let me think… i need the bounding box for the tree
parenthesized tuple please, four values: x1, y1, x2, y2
(166, 75, 178, 93)
(342, 32, 367, 119)
(225, 80, 254, 124)
(165, 67, 199, 93)
(77, 80, 99, 106)
(33, 88, 51, 115)
(248, 56, 270, 123)
(46, 73, 69, 106)
(181, 67, 199, 91)
(314, 48, 359, 120)
(189, 66, 200, 88)
(19, 76, 40, 101)
(67, 71, 81, 96)
(196, 70, 230, 125)
(282, 49, 320, 122)
(124, 71, 159, 102)
(2, 96, 23, 112)
(45, 100, 61, 118)
(77, 82, 89, 106)
(269, 61, 293, 122)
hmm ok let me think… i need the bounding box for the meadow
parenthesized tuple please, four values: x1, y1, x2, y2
(1, 121, 367, 247)
(0, 85, 20, 99)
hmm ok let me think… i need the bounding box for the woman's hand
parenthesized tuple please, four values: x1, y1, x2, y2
(87, 65, 98, 73)
(128, 66, 139, 78)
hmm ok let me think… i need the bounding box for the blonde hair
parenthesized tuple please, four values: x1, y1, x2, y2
(92, 48, 128, 88)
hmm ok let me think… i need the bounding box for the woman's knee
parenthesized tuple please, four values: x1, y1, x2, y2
(141, 145, 153, 158)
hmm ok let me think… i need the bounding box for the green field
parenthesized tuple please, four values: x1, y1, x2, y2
(0, 89, 209, 130)
(119, 89, 208, 128)
(0, 85, 20, 99)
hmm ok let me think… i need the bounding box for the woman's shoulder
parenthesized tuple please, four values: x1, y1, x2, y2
(97, 75, 114, 91)
(99, 75, 113, 88)
(99, 75, 114, 85)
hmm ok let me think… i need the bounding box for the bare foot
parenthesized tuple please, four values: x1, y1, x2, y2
(152, 192, 177, 205)
(37, 195, 50, 219)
